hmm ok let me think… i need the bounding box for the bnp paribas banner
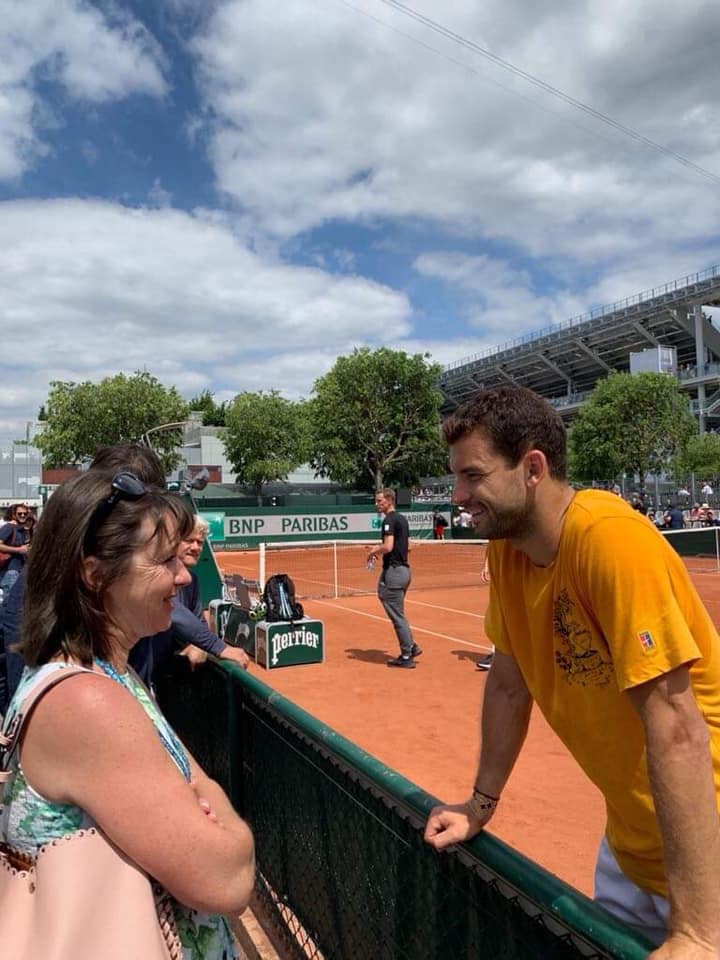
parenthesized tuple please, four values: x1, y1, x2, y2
(199, 508, 451, 548)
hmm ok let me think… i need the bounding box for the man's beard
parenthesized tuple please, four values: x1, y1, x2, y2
(471, 498, 535, 541)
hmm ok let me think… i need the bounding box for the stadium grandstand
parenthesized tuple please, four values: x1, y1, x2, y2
(439, 263, 720, 430)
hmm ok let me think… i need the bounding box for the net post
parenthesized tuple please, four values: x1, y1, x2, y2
(259, 542, 266, 589)
(333, 540, 339, 599)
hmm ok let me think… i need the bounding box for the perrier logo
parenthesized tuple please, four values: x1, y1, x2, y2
(270, 624, 322, 666)
(256, 619, 324, 669)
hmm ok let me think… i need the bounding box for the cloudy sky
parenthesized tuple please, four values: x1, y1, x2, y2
(2, 0, 719, 445)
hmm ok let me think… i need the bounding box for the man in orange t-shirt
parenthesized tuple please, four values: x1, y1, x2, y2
(424, 385, 720, 959)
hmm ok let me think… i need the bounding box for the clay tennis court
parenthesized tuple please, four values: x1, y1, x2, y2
(216, 542, 720, 897)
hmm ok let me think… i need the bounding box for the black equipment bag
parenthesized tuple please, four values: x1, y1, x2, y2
(263, 573, 305, 623)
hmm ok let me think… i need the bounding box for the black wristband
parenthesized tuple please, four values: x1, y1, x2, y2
(472, 787, 499, 803)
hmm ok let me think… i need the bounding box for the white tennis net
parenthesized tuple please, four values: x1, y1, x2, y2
(249, 538, 489, 599)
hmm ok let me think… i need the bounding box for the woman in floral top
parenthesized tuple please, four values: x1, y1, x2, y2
(1, 471, 254, 960)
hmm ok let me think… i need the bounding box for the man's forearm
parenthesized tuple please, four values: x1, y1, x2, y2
(474, 667, 533, 799)
(423, 650, 531, 851)
(171, 602, 225, 656)
(645, 710, 720, 946)
(369, 544, 390, 558)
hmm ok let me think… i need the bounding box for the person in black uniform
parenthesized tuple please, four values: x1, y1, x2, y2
(367, 488, 421, 668)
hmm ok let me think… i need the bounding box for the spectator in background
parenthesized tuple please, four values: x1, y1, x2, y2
(0, 504, 31, 606)
(701, 481, 714, 499)
(476, 556, 495, 671)
(630, 494, 647, 515)
(677, 486, 691, 502)
(458, 508, 473, 528)
(647, 510, 664, 530)
(663, 504, 685, 531)
(432, 509, 448, 540)
(366, 489, 420, 669)
(21, 508, 36, 545)
(165, 516, 250, 671)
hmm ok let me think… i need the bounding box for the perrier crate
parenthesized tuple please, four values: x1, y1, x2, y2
(255, 619, 324, 669)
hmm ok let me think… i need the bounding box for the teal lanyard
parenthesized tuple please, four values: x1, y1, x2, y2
(94, 658, 191, 782)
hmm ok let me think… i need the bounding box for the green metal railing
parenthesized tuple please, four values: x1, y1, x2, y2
(156, 660, 652, 960)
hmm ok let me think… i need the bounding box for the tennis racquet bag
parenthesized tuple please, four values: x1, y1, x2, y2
(263, 574, 305, 623)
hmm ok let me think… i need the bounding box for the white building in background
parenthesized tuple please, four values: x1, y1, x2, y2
(180, 417, 231, 478)
(0, 431, 43, 500)
(629, 346, 678, 375)
(176, 413, 326, 487)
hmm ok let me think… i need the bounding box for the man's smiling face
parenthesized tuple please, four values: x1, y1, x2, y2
(449, 430, 535, 541)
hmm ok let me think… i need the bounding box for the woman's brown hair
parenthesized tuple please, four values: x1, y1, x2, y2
(19, 471, 194, 667)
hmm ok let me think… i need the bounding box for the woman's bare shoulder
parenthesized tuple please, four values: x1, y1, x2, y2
(20, 670, 162, 798)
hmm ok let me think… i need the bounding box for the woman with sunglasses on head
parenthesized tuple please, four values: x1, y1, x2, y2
(0, 471, 254, 959)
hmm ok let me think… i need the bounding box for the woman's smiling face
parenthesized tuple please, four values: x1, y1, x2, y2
(103, 515, 191, 644)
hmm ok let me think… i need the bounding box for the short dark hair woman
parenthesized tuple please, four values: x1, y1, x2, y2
(1, 471, 254, 958)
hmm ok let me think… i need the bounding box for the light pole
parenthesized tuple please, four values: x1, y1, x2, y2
(140, 421, 189, 447)
(140, 421, 190, 489)
(25, 421, 32, 494)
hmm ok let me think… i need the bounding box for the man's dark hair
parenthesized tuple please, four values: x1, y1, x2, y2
(377, 488, 396, 504)
(91, 443, 166, 489)
(442, 386, 567, 480)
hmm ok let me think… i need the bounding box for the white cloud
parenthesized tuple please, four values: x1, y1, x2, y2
(147, 178, 173, 207)
(414, 251, 587, 341)
(0, 0, 167, 180)
(3, 0, 719, 444)
(211, 347, 352, 400)
(191, 0, 720, 268)
(0, 198, 412, 439)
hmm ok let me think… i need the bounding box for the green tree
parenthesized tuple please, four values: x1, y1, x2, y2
(36, 372, 188, 472)
(308, 347, 447, 491)
(187, 389, 227, 426)
(568, 372, 696, 491)
(674, 432, 720, 481)
(223, 391, 309, 498)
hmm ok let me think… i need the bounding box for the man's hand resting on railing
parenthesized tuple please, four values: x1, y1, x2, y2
(219, 645, 250, 670)
(424, 793, 498, 850)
